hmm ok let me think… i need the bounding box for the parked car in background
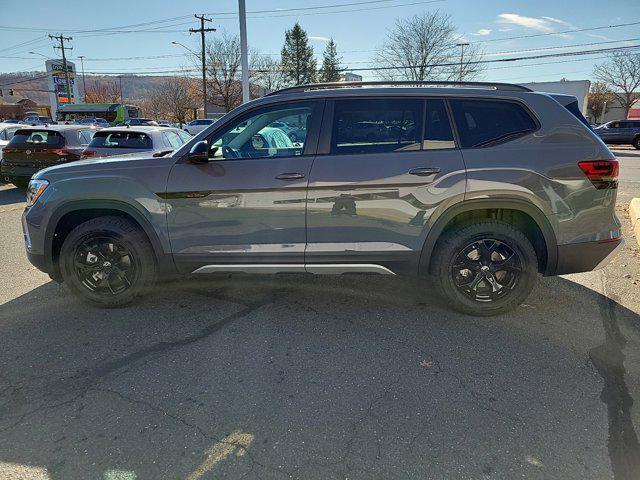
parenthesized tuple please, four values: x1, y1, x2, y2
(183, 119, 214, 135)
(81, 126, 190, 159)
(122, 118, 158, 127)
(1, 125, 97, 188)
(157, 120, 178, 128)
(21, 115, 55, 125)
(76, 117, 110, 128)
(594, 119, 640, 149)
(20, 81, 622, 315)
(0, 123, 22, 160)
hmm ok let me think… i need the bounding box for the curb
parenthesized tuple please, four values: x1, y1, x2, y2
(630, 198, 640, 248)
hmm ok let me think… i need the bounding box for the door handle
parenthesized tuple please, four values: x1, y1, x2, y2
(408, 167, 441, 176)
(275, 172, 305, 180)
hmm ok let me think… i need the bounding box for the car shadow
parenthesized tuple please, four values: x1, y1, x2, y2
(0, 274, 639, 479)
(0, 185, 24, 207)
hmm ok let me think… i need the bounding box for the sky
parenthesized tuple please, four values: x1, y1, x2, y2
(1, 0, 639, 83)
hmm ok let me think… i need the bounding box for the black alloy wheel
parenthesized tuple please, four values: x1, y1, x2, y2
(73, 235, 137, 296)
(451, 238, 521, 303)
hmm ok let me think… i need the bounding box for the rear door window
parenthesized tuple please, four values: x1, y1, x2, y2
(331, 98, 423, 154)
(7, 130, 64, 148)
(162, 131, 183, 149)
(423, 99, 455, 150)
(449, 99, 538, 148)
(88, 131, 153, 149)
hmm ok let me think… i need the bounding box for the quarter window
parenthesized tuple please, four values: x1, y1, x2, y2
(78, 129, 96, 145)
(424, 99, 455, 150)
(331, 98, 423, 154)
(449, 99, 537, 148)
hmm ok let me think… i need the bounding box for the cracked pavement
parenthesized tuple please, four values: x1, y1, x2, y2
(1, 147, 640, 479)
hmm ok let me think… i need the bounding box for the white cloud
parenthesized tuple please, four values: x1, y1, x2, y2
(541, 16, 575, 28)
(586, 33, 611, 41)
(497, 13, 554, 32)
(472, 28, 492, 36)
(498, 27, 513, 32)
(308, 36, 330, 42)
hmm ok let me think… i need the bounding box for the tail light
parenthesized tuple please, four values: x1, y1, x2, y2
(81, 150, 96, 158)
(2, 147, 16, 154)
(578, 160, 618, 189)
(49, 148, 72, 157)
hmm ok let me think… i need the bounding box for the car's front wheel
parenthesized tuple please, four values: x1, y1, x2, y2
(59, 216, 156, 307)
(430, 220, 538, 316)
(633, 136, 640, 150)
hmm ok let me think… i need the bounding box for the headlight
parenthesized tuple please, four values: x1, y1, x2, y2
(26, 179, 49, 207)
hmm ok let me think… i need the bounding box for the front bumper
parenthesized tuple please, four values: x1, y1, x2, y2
(555, 237, 624, 275)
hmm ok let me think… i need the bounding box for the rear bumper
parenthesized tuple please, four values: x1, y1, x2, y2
(1, 165, 37, 184)
(554, 238, 624, 275)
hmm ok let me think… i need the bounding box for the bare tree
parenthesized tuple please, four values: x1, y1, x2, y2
(157, 76, 196, 126)
(594, 51, 640, 117)
(140, 86, 171, 121)
(587, 81, 614, 124)
(374, 12, 483, 82)
(254, 55, 286, 93)
(85, 79, 121, 103)
(203, 32, 259, 112)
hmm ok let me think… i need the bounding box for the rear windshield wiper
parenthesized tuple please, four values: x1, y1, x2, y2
(472, 129, 534, 148)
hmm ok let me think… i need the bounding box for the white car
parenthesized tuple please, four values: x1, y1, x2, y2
(0, 122, 22, 160)
(183, 119, 215, 135)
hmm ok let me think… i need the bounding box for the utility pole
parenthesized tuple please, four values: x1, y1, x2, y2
(49, 34, 74, 105)
(238, 0, 250, 103)
(190, 14, 215, 118)
(119, 76, 124, 104)
(456, 42, 469, 83)
(78, 55, 87, 103)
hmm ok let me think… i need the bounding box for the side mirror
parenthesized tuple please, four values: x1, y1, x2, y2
(188, 140, 209, 164)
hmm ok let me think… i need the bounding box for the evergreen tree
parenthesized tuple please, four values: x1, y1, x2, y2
(319, 39, 343, 82)
(281, 23, 317, 85)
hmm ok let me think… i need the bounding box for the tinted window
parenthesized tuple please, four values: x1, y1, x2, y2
(162, 131, 183, 149)
(207, 101, 317, 160)
(89, 131, 153, 149)
(332, 98, 423, 154)
(78, 129, 96, 145)
(450, 99, 537, 148)
(8, 130, 64, 148)
(424, 99, 455, 150)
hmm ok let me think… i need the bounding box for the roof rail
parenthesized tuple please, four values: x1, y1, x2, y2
(266, 80, 532, 96)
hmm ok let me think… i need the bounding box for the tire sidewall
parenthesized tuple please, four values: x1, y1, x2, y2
(60, 220, 155, 307)
(433, 222, 537, 316)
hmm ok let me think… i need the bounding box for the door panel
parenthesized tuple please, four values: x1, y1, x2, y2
(165, 100, 322, 272)
(306, 97, 466, 272)
(166, 157, 312, 271)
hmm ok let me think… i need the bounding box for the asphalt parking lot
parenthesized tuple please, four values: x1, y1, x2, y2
(1, 148, 640, 479)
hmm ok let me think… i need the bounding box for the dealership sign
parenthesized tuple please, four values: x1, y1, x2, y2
(45, 59, 80, 117)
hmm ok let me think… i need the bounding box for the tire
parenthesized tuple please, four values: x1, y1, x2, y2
(59, 216, 156, 307)
(430, 220, 538, 316)
(633, 136, 640, 150)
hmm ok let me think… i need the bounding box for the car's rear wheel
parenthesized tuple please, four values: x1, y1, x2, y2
(633, 136, 640, 150)
(431, 220, 538, 316)
(59, 216, 156, 307)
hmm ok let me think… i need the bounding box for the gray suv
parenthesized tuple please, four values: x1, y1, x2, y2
(21, 81, 623, 316)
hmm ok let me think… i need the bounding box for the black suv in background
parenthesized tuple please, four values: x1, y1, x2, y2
(594, 119, 640, 149)
(1, 125, 97, 188)
(20, 81, 623, 316)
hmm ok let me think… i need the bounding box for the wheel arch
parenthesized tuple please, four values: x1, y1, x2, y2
(45, 200, 172, 280)
(419, 199, 558, 276)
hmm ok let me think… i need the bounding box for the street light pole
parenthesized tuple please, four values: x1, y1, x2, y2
(456, 42, 469, 83)
(78, 55, 87, 103)
(238, 0, 250, 104)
